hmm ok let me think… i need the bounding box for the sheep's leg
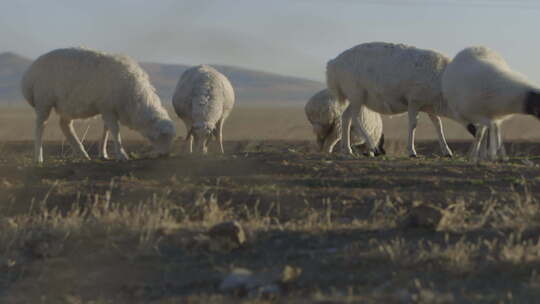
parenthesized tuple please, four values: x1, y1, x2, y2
(185, 128, 194, 154)
(59, 118, 90, 160)
(490, 122, 508, 161)
(340, 104, 354, 155)
(469, 126, 487, 163)
(102, 116, 129, 161)
(428, 114, 453, 157)
(201, 137, 209, 155)
(488, 123, 499, 161)
(407, 106, 420, 157)
(216, 118, 225, 153)
(184, 122, 193, 154)
(34, 108, 52, 164)
(478, 128, 489, 160)
(323, 124, 340, 153)
(494, 123, 508, 160)
(99, 125, 109, 160)
(351, 115, 378, 157)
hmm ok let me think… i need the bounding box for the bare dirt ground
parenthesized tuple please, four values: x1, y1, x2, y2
(1, 138, 540, 303)
(2, 107, 540, 303)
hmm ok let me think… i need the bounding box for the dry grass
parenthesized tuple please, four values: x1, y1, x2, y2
(2, 107, 540, 302)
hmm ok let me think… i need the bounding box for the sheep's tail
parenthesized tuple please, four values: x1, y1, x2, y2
(326, 59, 347, 145)
(21, 72, 36, 108)
(326, 59, 347, 105)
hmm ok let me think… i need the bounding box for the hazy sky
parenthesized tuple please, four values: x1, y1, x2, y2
(2, 0, 540, 82)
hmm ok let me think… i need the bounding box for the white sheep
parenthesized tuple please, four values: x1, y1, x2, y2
(442, 46, 539, 161)
(21, 47, 176, 163)
(326, 42, 455, 157)
(172, 65, 235, 154)
(304, 89, 385, 154)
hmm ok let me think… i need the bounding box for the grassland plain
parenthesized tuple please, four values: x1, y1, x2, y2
(2, 107, 540, 303)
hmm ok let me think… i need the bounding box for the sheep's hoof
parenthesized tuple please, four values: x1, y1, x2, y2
(443, 154, 453, 158)
(116, 154, 130, 161)
(409, 154, 418, 158)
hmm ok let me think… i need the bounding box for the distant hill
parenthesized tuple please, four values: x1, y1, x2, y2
(0, 52, 324, 106)
(0, 52, 32, 106)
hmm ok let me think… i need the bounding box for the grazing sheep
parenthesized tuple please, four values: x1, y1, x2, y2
(442, 46, 540, 161)
(304, 89, 385, 154)
(326, 42, 455, 157)
(172, 65, 235, 154)
(21, 47, 176, 163)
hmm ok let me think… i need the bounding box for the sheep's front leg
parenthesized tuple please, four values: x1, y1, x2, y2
(487, 122, 507, 161)
(322, 123, 340, 153)
(33, 108, 52, 164)
(184, 121, 194, 154)
(493, 123, 508, 160)
(59, 118, 90, 160)
(186, 131, 194, 154)
(469, 125, 487, 163)
(99, 125, 109, 159)
(428, 114, 453, 157)
(407, 106, 420, 157)
(102, 116, 129, 161)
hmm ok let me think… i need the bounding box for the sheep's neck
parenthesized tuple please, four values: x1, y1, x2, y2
(431, 96, 455, 120)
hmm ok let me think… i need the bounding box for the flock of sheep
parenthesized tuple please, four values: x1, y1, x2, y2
(21, 42, 540, 164)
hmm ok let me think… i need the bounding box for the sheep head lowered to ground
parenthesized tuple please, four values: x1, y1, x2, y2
(442, 46, 540, 162)
(305, 89, 384, 155)
(172, 65, 235, 154)
(21, 47, 176, 163)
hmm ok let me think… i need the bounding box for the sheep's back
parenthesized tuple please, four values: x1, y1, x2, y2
(328, 42, 449, 106)
(442, 46, 534, 121)
(22, 47, 157, 118)
(173, 65, 234, 128)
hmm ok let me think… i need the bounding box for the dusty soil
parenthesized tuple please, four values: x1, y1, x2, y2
(1, 139, 540, 303)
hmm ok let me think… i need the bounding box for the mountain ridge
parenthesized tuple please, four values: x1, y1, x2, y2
(0, 52, 324, 106)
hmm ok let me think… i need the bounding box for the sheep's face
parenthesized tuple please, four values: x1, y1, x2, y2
(312, 123, 332, 152)
(193, 126, 213, 154)
(525, 91, 540, 119)
(147, 119, 176, 157)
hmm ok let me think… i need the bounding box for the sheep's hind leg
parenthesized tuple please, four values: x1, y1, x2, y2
(216, 118, 225, 153)
(59, 118, 90, 160)
(351, 105, 379, 157)
(340, 104, 355, 155)
(102, 116, 129, 161)
(33, 107, 52, 164)
(99, 125, 109, 160)
(407, 105, 420, 158)
(428, 113, 453, 157)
